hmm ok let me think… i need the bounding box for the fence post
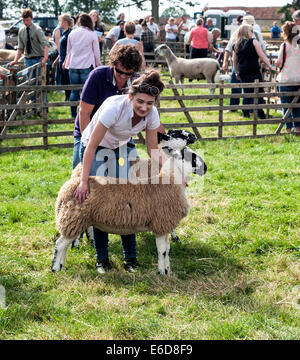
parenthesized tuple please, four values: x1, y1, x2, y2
(218, 80, 224, 138)
(253, 79, 259, 137)
(41, 64, 48, 148)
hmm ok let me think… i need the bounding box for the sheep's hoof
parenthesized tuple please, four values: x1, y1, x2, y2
(157, 267, 171, 276)
(51, 249, 64, 272)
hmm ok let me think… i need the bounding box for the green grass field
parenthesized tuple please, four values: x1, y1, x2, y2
(0, 134, 299, 339)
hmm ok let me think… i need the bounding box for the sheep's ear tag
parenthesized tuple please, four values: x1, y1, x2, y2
(157, 132, 170, 144)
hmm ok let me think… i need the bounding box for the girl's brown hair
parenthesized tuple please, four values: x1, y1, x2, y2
(79, 13, 93, 31)
(130, 68, 164, 98)
(282, 21, 300, 44)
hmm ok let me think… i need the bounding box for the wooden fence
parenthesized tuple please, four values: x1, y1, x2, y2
(0, 74, 299, 153)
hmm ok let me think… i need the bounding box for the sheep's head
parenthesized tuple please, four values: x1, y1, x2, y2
(157, 130, 197, 151)
(154, 44, 170, 57)
(162, 146, 207, 177)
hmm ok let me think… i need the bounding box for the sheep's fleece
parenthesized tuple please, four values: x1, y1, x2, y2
(56, 171, 189, 238)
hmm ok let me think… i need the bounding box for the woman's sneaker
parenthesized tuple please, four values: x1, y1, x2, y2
(96, 259, 111, 274)
(124, 258, 139, 273)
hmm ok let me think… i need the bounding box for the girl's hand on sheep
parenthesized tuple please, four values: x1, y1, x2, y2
(73, 181, 89, 205)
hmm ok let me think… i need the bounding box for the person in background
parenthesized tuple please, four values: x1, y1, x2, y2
(165, 17, 178, 53)
(110, 21, 145, 68)
(10, 8, 48, 70)
(134, 19, 143, 41)
(292, 9, 300, 26)
(89, 9, 105, 56)
(222, 15, 265, 111)
(147, 17, 160, 41)
(275, 21, 300, 133)
(117, 12, 125, 25)
(53, 14, 68, 86)
(141, 20, 155, 62)
(233, 24, 274, 119)
(104, 21, 125, 50)
(73, 14, 80, 29)
(209, 28, 221, 50)
(188, 17, 212, 59)
(64, 13, 101, 118)
(178, 14, 192, 47)
(184, 24, 196, 56)
(205, 17, 214, 31)
(52, 14, 73, 101)
(270, 21, 281, 39)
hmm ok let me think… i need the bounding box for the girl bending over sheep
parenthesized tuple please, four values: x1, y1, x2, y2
(73, 69, 168, 274)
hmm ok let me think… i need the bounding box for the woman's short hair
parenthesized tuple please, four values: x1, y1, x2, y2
(79, 13, 93, 31)
(124, 21, 136, 35)
(282, 21, 300, 44)
(109, 44, 142, 72)
(58, 14, 74, 29)
(129, 68, 164, 98)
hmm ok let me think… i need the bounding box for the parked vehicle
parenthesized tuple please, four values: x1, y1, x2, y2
(7, 17, 58, 35)
(193, 9, 247, 39)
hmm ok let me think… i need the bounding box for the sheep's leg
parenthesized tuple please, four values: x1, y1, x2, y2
(86, 226, 94, 244)
(71, 234, 81, 248)
(180, 77, 185, 96)
(51, 235, 75, 272)
(156, 234, 171, 275)
(171, 230, 180, 242)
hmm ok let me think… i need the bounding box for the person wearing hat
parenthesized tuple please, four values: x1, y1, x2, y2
(165, 17, 178, 52)
(242, 15, 265, 51)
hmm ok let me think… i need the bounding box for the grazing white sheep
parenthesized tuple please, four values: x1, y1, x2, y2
(154, 44, 219, 95)
(51, 139, 207, 275)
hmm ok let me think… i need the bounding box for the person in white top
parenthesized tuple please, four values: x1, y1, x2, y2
(165, 17, 178, 52)
(275, 21, 300, 133)
(147, 17, 160, 40)
(74, 69, 168, 274)
(105, 21, 125, 50)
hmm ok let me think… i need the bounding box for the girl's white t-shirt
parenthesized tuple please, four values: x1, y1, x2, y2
(81, 94, 160, 149)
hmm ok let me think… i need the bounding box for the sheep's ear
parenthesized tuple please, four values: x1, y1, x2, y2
(168, 129, 197, 145)
(157, 132, 170, 144)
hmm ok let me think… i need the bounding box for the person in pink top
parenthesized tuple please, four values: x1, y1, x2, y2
(188, 17, 212, 59)
(64, 13, 101, 118)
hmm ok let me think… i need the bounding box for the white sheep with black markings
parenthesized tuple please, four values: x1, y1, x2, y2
(51, 132, 207, 275)
(154, 44, 219, 96)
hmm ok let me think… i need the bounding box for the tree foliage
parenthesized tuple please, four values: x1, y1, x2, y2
(277, 0, 300, 23)
(0, 0, 119, 23)
(161, 6, 186, 18)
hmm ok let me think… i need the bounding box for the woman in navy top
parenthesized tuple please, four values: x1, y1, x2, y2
(53, 14, 74, 100)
